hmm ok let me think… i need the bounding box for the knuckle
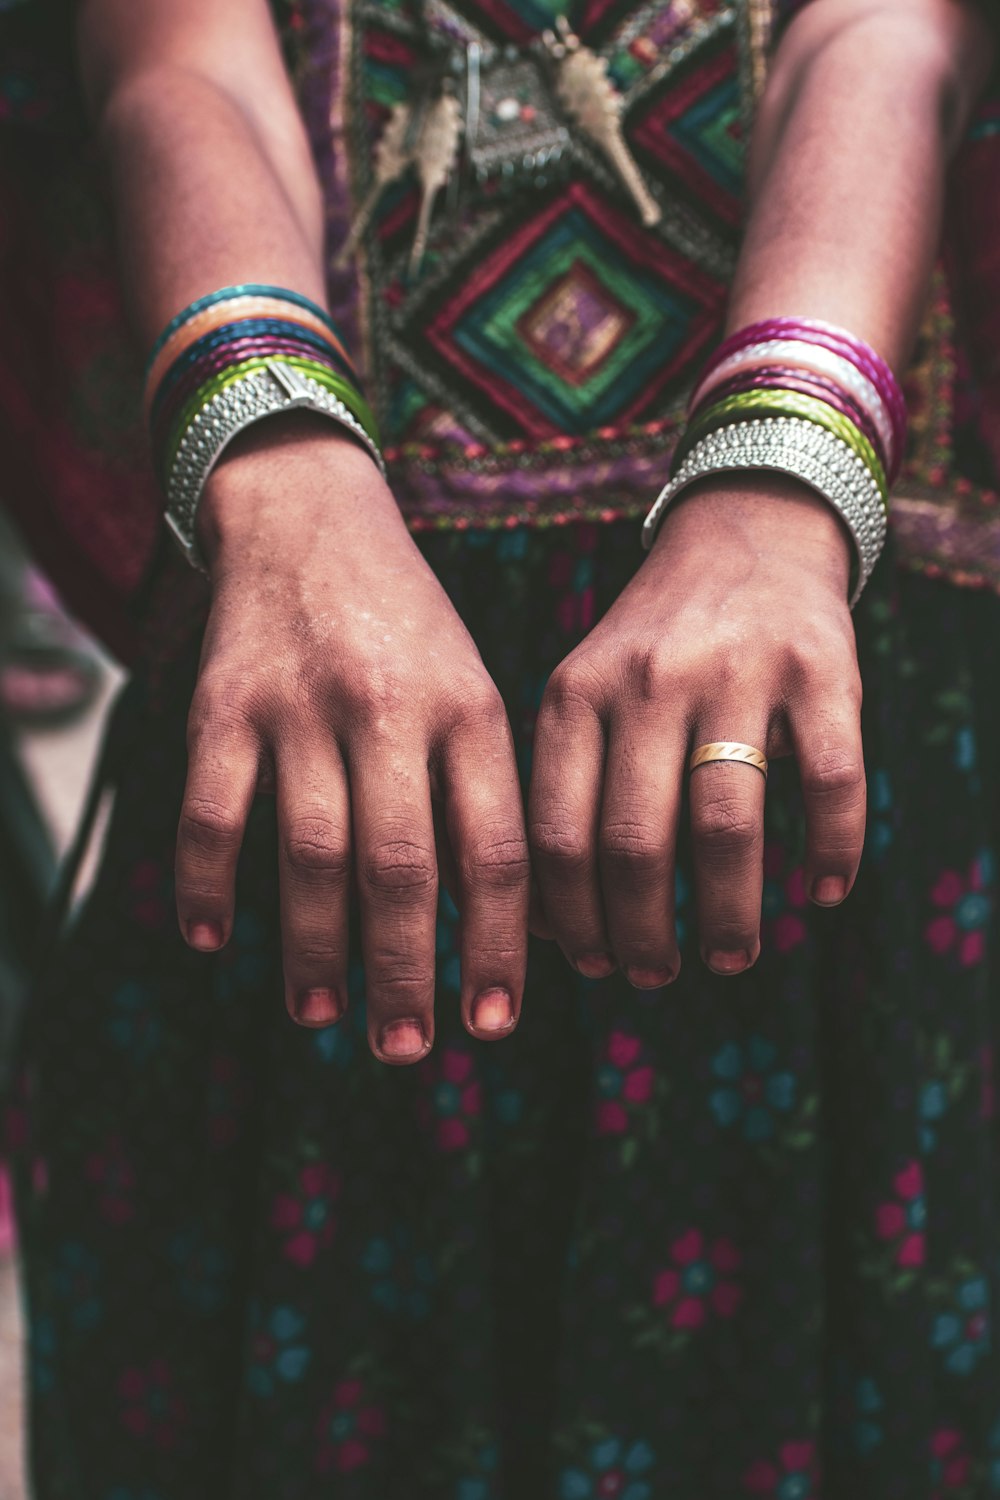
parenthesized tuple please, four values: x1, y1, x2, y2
(543, 657, 602, 715)
(529, 820, 591, 873)
(600, 820, 663, 876)
(801, 748, 865, 800)
(283, 818, 351, 880)
(464, 831, 530, 889)
(367, 964, 431, 1012)
(178, 797, 243, 855)
(691, 793, 759, 854)
(362, 837, 436, 900)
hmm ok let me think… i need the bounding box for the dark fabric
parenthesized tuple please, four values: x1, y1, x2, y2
(12, 523, 1000, 1500)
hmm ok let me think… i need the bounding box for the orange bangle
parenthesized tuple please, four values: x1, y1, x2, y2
(143, 295, 353, 415)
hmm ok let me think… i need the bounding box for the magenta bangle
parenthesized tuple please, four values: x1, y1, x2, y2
(703, 318, 907, 469)
(694, 366, 886, 464)
(151, 337, 347, 451)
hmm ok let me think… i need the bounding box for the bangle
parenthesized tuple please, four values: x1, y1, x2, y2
(144, 283, 346, 375)
(165, 360, 387, 572)
(144, 296, 356, 407)
(675, 388, 888, 506)
(695, 318, 906, 478)
(694, 365, 886, 463)
(642, 417, 888, 607)
(147, 286, 381, 569)
(688, 338, 898, 479)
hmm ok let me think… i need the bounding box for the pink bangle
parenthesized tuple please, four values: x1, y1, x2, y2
(689, 338, 899, 480)
(696, 366, 885, 462)
(704, 318, 907, 466)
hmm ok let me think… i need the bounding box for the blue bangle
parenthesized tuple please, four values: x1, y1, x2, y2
(149, 319, 355, 424)
(144, 284, 341, 375)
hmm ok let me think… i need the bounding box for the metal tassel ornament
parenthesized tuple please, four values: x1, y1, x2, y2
(543, 16, 661, 227)
(409, 85, 464, 276)
(337, 101, 416, 268)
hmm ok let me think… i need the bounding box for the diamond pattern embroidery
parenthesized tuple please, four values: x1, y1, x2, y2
(413, 182, 726, 438)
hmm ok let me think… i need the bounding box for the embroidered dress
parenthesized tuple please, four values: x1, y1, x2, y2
(1, 3, 1000, 1498)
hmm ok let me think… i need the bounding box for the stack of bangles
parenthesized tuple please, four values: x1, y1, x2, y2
(641, 317, 907, 606)
(145, 283, 384, 570)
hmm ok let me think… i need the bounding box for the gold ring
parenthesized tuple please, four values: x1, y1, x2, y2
(689, 741, 768, 778)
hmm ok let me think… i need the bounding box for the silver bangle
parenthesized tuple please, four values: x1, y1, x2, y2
(641, 417, 889, 607)
(164, 360, 386, 571)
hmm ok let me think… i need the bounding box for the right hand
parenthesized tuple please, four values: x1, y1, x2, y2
(174, 416, 530, 1064)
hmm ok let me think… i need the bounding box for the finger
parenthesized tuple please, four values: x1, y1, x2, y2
(440, 714, 530, 1040)
(791, 696, 866, 907)
(599, 716, 684, 989)
(528, 673, 614, 978)
(176, 702, 260, 952)
(688, 729, 768, 975)
(275, 737, 352, 1028)
(350, 742, 438, 1065)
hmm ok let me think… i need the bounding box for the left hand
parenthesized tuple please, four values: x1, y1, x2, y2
(527, 475, 868, 985)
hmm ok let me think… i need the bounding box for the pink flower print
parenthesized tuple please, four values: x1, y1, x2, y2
(930, 1429, 971, 1496)
(271, 1163, 340, 1267)
(926, 854, 993, 966)
(128, 857, 170, 930)
(761, 846, 807, 954)
(875, 1161, 926, 1268)
(207, 1055, 248, 1150)
(85, 1135, 135, 1225)
(119, 1360, 187, 1449)
(652, 1229, 742, 1330)
(315, 1378, 387, 1474)
(596, 1031, 655, 1134)
(744, 1440, 817, 1497)
(422, 1047, 482, 1152)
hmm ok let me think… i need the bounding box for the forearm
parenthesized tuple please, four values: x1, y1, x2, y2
(730, 0, 995, 368)
(78, 0, 328, 353)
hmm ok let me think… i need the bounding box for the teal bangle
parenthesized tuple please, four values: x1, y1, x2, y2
(145, 284, 343, 377)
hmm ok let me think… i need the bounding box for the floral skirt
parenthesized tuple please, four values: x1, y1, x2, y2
(12, 522, 1000, 1500)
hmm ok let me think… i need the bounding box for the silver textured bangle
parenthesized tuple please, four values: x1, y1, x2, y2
(641, 417, 888, 607)
(164, 360, 387, 571)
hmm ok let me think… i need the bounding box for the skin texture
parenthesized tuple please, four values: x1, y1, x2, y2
(77, 0, 995, 1057)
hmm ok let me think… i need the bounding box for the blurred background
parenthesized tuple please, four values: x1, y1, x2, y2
(0, 514, 123, 1500)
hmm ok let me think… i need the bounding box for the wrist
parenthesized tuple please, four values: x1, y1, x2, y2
(197, 410, 396, 568)
(649, 473, 854, 594)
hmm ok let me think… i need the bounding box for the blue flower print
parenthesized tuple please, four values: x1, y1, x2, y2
(362, 1234, 434, 1319)
(988, 1415, 1000, 1490)
(30, 1315, 56, 1395)
(53, 1241, 102, 1331)
(436, 890, 462, 996)
(675, 867, 690, 948)
(919, 1079, 948, 1153)
(558, 1437, 655, 1500)
(247, 1305, 310, 1396)
(867, 770, 894, 859)
(852, 1376, 883, 1455)
(710, 1036, 797, 1142)
(169, 1229, 229, 1314)
(456, 1442, 500, 1500)
(108, 982, 162, 1063)
(931, 1276, 991, 1375)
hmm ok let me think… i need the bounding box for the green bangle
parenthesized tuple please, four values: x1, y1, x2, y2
(163, 357, 380, 480)
(674, 389, 888, 509)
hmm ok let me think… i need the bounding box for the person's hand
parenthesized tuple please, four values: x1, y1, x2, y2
(173, 416, 529, 1062)
(528, 476, 866, 985)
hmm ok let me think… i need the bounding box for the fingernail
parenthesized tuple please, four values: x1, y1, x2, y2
(188, 921, 223, 952)
(576, 953, 617, 979)
(471, 988, 515, 1034)
(812, 876, 847, 906)
(378, 1020, 427, 1060)
(294, 989, 343, 1027)
(705, 950, 751, 976)
(625, 965, 674, 990)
